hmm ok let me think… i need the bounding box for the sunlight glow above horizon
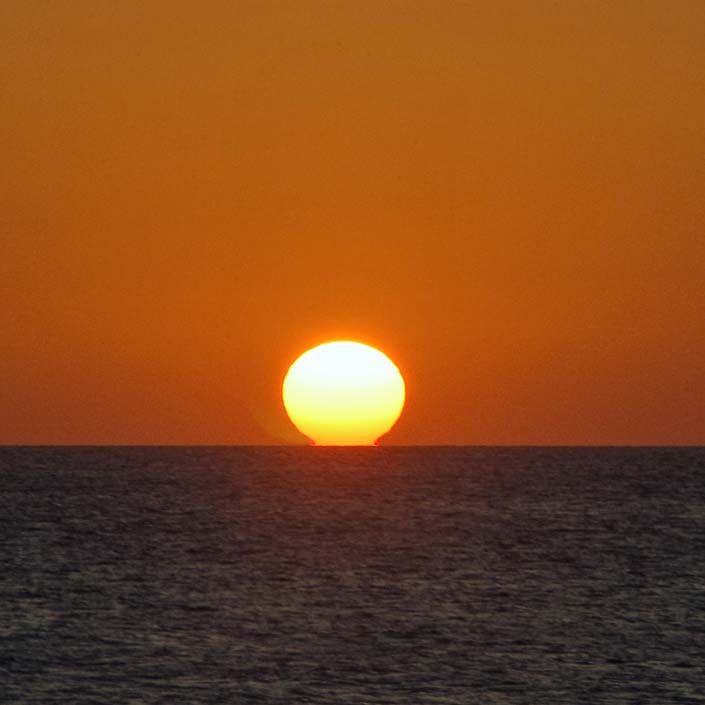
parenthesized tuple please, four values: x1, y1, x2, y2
(282, 341, 405, 446)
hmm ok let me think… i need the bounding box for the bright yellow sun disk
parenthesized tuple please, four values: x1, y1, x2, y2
(282, 341, 405, 445)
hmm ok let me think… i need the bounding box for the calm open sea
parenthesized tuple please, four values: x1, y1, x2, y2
(2, 446, 705, 704)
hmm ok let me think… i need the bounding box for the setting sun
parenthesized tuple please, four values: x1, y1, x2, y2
(282, 341, 405, 446)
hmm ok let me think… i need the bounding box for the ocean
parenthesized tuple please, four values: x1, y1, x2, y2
(2, 446, 704, 704)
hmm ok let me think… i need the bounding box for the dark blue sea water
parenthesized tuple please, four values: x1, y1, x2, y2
(2, 446, 705, 704)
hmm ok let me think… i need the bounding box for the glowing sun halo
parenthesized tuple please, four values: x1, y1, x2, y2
(282, 341, 406, 445)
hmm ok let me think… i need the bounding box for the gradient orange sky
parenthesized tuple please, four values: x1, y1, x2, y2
(3, 1, 704, 444)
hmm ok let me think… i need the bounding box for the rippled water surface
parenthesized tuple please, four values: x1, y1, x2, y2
(2, 446, 705, 703)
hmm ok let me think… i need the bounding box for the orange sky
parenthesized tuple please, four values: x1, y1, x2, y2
(2, 1, 704, 444)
